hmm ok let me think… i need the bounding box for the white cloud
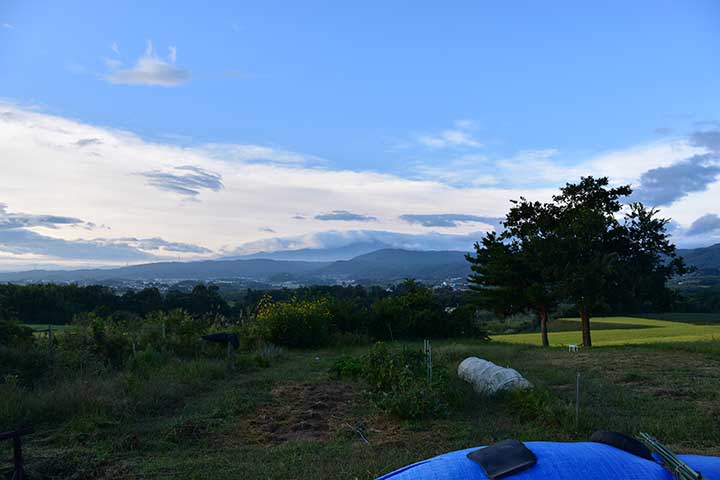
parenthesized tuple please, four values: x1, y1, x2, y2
(105, 40, 190, 87)
(0, 103, 520, 266)
(413, 140, 703, 190)
(110, 41, 120, 55)
(408, 136, 720, 247)
(416, 120, 483, 149)
(224, 229, 488, 256)
(418, 129, 482, 148)
(199, 143, 323, 164)
(454, 119, 475, 129)
(0, 102, 717, 269)
(2, 22, 14, 29)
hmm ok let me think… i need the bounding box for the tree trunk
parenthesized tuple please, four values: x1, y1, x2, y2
(539, 307, 549, 347)
(580, 308, 592, 347)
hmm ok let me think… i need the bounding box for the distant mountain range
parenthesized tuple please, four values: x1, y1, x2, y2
(677, 243, 720, 272)
(313, 249, 468, 281)
(0, 248, 470, 285)
(0, 243, 717, 286)
(224, 240, 392, 262)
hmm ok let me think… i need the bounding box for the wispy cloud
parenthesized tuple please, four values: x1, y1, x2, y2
(0, 229, 155, 261)
(140, 165, 223, 197)
(691, 129, 720, 152)
(633, 154, 720, 206)
(105, 41, 190, 87)
(225, 229, 485, 256)
(653, 127, 673, 136)
(0, 204, 85, 230)
(2, 22, 14, 29)
(415, 119, 483, 149)
(0, 204, 210, 261)
(75, 138, 103, 147)
(686, 214, 720, 237)
(399, 213, 502, 229)
(200, 143, 322, 164)
(418, 130, 482, 149)
(108, 237, 211, 254)
(1, 101, 718, 267)
(314, 210, 377, 222)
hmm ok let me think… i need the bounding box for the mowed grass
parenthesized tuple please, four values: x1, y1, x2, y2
(23, 323, 77, 335)
(492, 316, 720, 346)
(6, 339, 720, 479)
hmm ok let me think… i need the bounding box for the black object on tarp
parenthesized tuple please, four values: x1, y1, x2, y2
(589, 431, 653, 460)
(466, 439, 537, 479)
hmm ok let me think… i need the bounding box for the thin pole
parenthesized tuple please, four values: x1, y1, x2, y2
(575, 371, 581, 429)
(13, 434, 24, 480)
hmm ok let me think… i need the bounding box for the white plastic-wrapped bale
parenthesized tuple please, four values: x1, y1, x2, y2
(457, 357, 532, 395)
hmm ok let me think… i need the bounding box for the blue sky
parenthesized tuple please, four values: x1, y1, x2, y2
(0, 1, 719, 267)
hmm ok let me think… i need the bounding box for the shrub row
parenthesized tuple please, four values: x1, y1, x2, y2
(243, 280, 488, 348)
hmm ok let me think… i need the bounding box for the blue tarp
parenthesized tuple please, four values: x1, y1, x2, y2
(377, 442, 720, 480)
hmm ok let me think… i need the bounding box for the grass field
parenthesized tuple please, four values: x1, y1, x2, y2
(4, 338, 720, 479)
(24, 323, 77, 334)
(492, 316, 720, 346)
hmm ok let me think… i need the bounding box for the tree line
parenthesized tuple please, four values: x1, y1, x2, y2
(0, 283, 230, 324)
(0, 279, 485, 346)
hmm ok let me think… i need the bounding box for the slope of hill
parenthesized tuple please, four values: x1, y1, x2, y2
(0, 243, 717, 286)
(0, 249, 471, 284)
(678, 243, 720, 271)
(314, 249, 469, 282)
(226, 241, 392, 262)
(0, 259, 330, 283)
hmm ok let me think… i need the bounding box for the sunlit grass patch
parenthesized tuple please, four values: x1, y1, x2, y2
(491, 316, 720, 346)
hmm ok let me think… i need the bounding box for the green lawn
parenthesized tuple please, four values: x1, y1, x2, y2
(24, 323, 76, 332)
(492, 316, 720, 346)
(6, 339, 720, 479)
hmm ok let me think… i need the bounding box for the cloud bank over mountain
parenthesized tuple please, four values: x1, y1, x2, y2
(0, 102, 719, 268)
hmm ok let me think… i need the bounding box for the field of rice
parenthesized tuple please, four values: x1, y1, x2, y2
(492, 316, 720, 346)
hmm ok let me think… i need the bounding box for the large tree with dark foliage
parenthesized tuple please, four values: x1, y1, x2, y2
(467, 199, 559, 347)
(612, 203, 689, 312)
(551, 177, 634, 347)
(468, 176, 687, 347)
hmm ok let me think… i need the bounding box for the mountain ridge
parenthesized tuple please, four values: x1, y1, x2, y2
(677, 243, 720, 271)
(0, 243, 716, 285)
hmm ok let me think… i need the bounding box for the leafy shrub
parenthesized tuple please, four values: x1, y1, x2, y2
(327, 296, 371, 335)
(330, 355, 363, 379)
(370, 281, 445, 339)
(252, 295, 333, 347)
(361, 342, 426, 392)
(504, 387, 569, 428)
(53, 330, 109, 379)
(128, 346, 171, 373)
(373, 369, 449, 419)
(143, 309, 211, 356)
(336, 342, 450, 419)
(0, 319, 34, 347)
(63, 314, 130, 369)
(0, 344, 50, 386)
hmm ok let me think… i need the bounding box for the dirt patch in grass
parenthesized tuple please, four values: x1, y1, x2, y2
(234, 381, 365, 444)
